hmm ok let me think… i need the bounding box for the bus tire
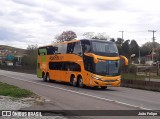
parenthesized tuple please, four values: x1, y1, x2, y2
(101, 86, 107, 90)
(42, 73, 47, 82)
(46, 73, 51, 82)
(70, 75, 77, 87)
(78, 77, 83, 88)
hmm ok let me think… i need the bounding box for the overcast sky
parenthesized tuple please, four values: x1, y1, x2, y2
(0, 0, 160, 49)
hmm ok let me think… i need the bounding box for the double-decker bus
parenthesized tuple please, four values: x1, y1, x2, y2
(37, 39, 128, 89)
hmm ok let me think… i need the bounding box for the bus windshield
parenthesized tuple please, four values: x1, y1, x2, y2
(95, 60, 120, 76)
(92, 41, 119, 56)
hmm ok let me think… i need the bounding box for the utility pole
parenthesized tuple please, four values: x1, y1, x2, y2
(138, 47, 141, 64)
(148, 30, 156, 42)
(119, 31, 124, 40)
(148, 30, 156, 63)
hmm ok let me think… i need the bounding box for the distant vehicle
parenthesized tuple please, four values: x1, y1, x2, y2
(37, 39, 128, 89)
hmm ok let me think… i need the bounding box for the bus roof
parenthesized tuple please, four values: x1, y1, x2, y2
(38, 39, 80, 48)
(81, 39, 113, 43)
(38, 39, 113, 48)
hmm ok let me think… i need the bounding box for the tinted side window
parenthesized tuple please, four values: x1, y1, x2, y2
(47, 46, 56, 55)
(58, 44, 67, 54)
(70, 62, 81, 71)
(81, 40, 91, 53)
(73, 42, 82, 55)
(49, 62, 81, 72)
(49, 62, 63, 70)
(83, 55, 94, 73)
(67, 43, 75, 53)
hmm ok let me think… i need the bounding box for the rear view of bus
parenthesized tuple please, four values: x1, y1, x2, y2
(37, 39, 128, 89)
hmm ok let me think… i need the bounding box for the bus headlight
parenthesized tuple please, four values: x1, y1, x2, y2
(117, 78, 121, 81)
(91, 75, 101, 80)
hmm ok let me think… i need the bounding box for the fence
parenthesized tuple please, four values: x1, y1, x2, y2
(122, 64, 160, 81)
(121, 64, 160, 91)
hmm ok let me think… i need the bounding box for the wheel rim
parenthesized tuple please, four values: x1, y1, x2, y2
(43, 75, 46, 82)
(72, 77, 77, 86)
(78, 78, 83, 87)
(46, 74, 49, 82)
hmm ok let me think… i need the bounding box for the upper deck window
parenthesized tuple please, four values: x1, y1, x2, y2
(92, 41, 119, 56)
(92, 42, 118, 54)
(81, 40, 91, 53)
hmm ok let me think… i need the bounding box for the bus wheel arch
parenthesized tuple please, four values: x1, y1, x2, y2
(101, 86, 107, 90)
(77, 75, 83, 88)
(70, 74, 77, 87)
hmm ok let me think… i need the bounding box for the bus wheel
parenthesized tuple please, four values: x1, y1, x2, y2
(70, 75, 77, 87)
(78, 77, 83, 88)
(101, 86, 107, 90)
(46, 73, 51, 82)
(42, 74, 47, 82)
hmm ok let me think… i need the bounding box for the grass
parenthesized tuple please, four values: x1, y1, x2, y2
(0, 82, 34, 98)
(122, 73, 145, 80)
(122, 73, 160, 80)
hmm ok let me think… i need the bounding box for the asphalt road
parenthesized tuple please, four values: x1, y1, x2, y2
(0, 70, 160, 118)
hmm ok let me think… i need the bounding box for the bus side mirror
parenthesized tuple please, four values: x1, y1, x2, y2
(120, 55, 128, 66)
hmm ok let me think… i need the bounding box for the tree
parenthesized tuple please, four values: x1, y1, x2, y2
(117, 44, 122, 55)
(130, 40, 139, 56)
(26, 44, 38, 55)
(140, 42, 153, 56)
(116, 38, 124, 45)
(121, 40, 130, 58)
(92, 32, 108, 40)
(21, 45, 38, 68)
(55, 30, 77, 42)
(110, 38, 115, 42)
(83, 32, 108, 40)
(83, 32, 95, 39)
(156, 48, 160, 61)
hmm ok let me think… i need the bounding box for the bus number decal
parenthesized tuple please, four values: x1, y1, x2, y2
(49, 55, 63, 60)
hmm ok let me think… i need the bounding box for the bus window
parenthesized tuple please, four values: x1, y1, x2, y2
(73, 42, 82, 55)
(49, 62, 80, 71)
(70, 62, 81, 71)
(95, 60, 120, 76)
(83, 55, 94, 73)
(49, 62, 56, 70)
(81, 40, 91, 53)
(47, 46, 56, 55)
(92, 41, 119, 56)
(67, 43, 75, 53)
(57, 44, 67, 54)
(38, 48, 47, 55)
(67, 42, 82, 55)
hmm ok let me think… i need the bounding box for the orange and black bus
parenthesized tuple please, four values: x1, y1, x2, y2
(37, 39, 128, 89)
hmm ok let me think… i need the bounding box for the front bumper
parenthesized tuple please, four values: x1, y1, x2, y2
(90, 75, 121, 87)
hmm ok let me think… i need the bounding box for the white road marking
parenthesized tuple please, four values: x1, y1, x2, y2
(2, 75, 152, 110)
